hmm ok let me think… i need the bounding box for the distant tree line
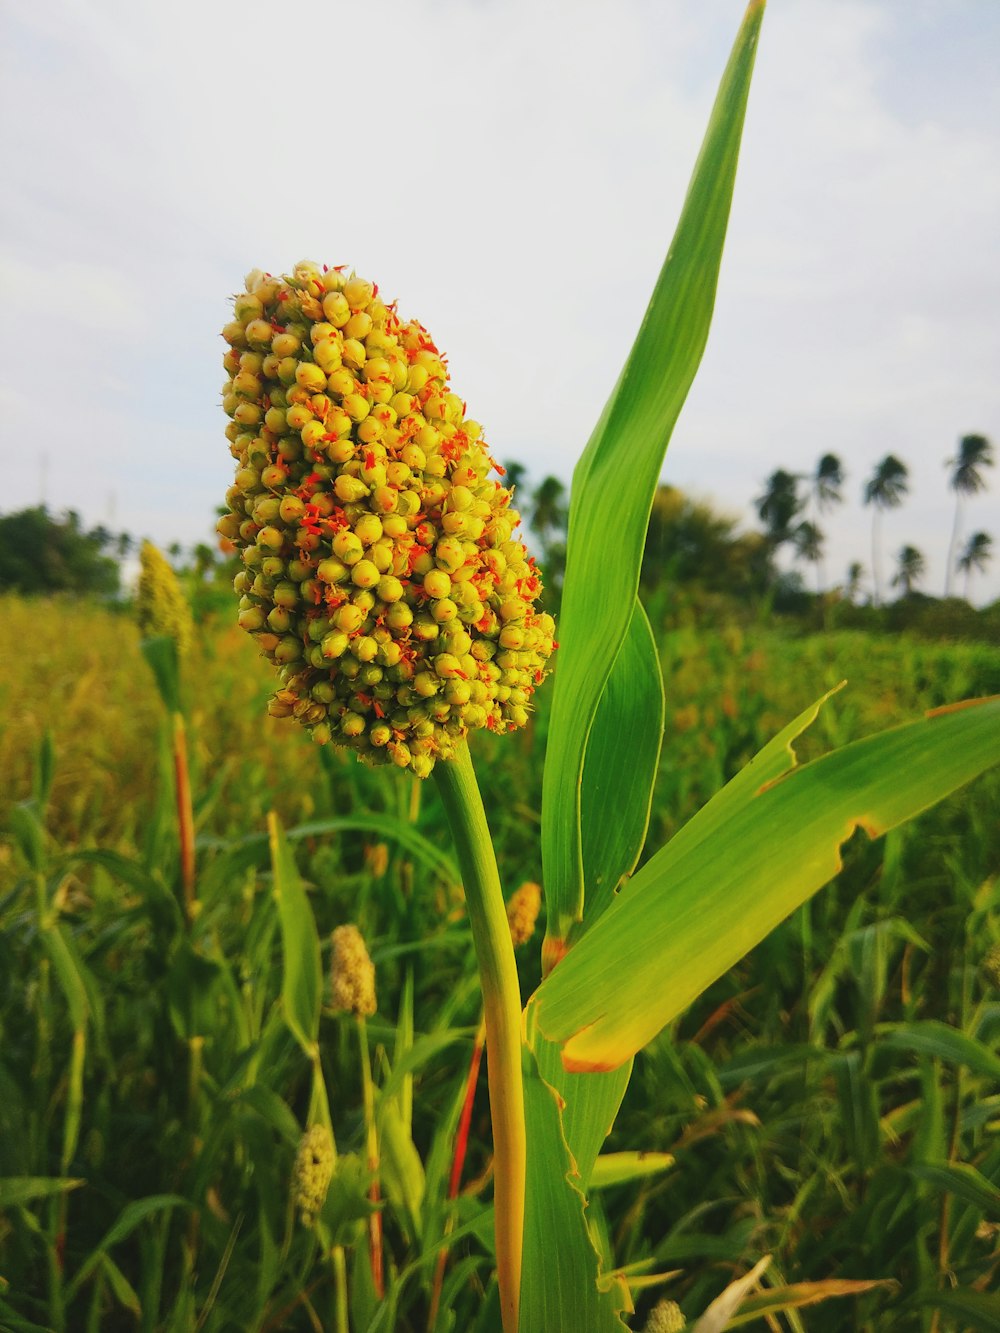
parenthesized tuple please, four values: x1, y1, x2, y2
(2, 434, 994, 622)
(0, 507, 121, 597)
(756, 433, 994, 605)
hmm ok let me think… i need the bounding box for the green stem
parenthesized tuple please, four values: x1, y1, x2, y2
(172, 712, 197, 923)
(357, 1016, 384, 1299)
(433, 742, 524, 1333)
(331, 1245, 349, 1333)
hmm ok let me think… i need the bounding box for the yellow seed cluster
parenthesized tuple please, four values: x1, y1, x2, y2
(330, 923, 377, 1017)
(136, 541, 193, 656)
(644, 1300, 686, 1333)
(218, 262, 555, 776)
(506, 881, 542, 947)
(292, 1123, 335, 1226)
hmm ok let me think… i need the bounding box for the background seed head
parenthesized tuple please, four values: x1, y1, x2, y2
(506, 880, 542, 947)
(219, 263, 555, 775)
(292, 1123, 335, 1226)
(330, 923, 377, 1017)
(644, 1300, 686, 1333)
(136, 541, 194, 657)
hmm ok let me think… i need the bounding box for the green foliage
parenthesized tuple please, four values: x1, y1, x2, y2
(0, 507, 120, 597)
(642, 486, 771, 599)
(1, 598, 999, 1330)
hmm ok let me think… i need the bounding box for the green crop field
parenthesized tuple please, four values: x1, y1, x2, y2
(2, 595, 998, 1332)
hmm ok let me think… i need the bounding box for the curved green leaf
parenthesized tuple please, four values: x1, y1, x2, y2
(534, 696, 1000, 1071)
(541, 0, 765, 956)
(910, 1161, 1000, 1218)
(65, 1194, 187, 1302)
(268, 812, 321, 1055)
(0, 1177, 84, 1209)
(580, 600, 664, 931)
(914, 1288, 1000, 1330)
(881, 1020, 1000, 1082)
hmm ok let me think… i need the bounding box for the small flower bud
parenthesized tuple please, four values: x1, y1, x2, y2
(506, 881, 541, 947)
(330, 924, 377, 1016)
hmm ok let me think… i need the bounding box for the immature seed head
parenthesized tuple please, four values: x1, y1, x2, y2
(136, 541, 194, 657)
(506, 881, 542, 947)
(644, 1300, 686, 1333)
(292, 1123, 335, 1226)
(981, 942, 1000, 990)
(219, 263, 555, 776)
(330, 923, 377, 1017)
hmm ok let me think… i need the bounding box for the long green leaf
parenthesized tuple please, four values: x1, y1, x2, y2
(881, 1020, 1000, 1082)
(65, 1194, 187, 1301)
(0, 1177, 84, 1208)
(914, 1288, 1000, 1330)
(579, 600, 664, 931)
(910, 1161, 1000, 1218)
(534, 696, 1000, 1071)
(268, 812, 321, 1055)
(378, 1098, 425, 1242)
(140, 635, 181, 714)
(541, 0, 765, 956)
(518, 1044, 629, 1333)
(725, 1277, 898, 1327)
(41, 921, 93, 1033)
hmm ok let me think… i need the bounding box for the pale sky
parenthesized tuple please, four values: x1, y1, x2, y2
(2, 0, 998, 602)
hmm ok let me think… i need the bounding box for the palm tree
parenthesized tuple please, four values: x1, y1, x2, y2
(502, 460, 529, 499)
(892, 544, 925, 598)
(530, 475, 568, 552)
(530, 475, 568, 595)
(844, 560, 865, 605)
(812, 453, 845, 514)
(862, 455, 909, 607)
(755, 470, 801, 547)
(792, 520, 824, 594)
(944, 434, 994, 596)
(956, 531, 993, 601)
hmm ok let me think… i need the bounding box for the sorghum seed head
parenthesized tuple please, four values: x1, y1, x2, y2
(981, 942, 1000, 990)
(292, 1123, 335, 1226)
(506, 881, 542, 947)
(330, 923, 377, 1017)
(136, 541, 194, 657)
(220, 264, 555, 776)
(644, 1300, 686, 1333)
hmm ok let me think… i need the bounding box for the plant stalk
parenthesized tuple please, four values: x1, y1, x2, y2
(357, 1015, 384, 1299)
(433, 743, 524, 1333)
(172, 711, 196, 922)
